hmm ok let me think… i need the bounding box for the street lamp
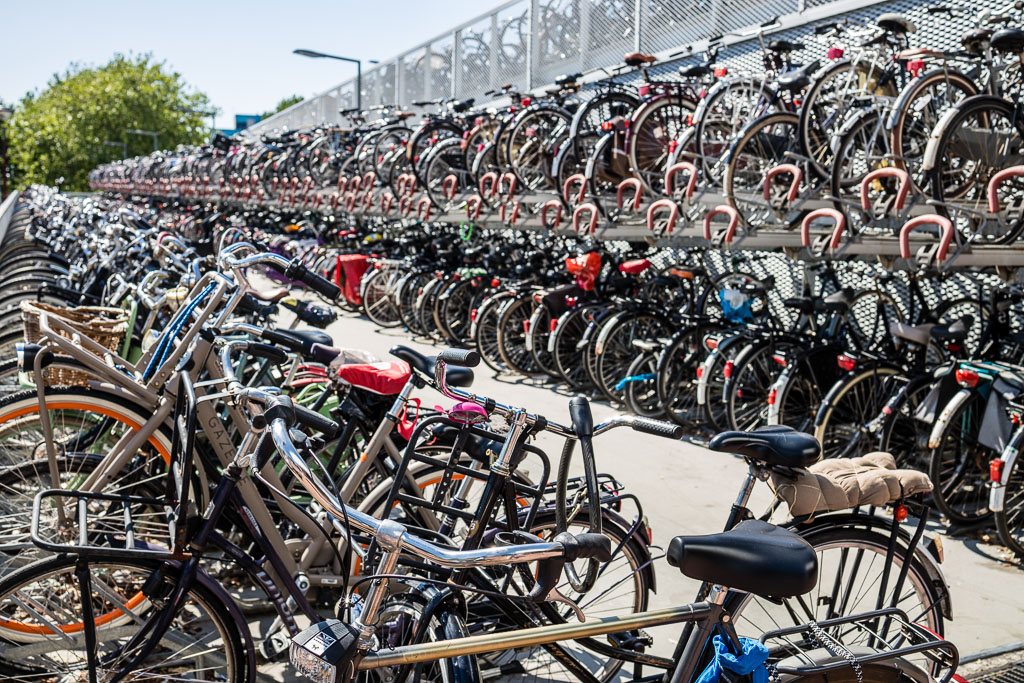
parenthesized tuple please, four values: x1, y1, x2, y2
(0, 106, 13, 200)
(104, 141, 127, 159)
(127, 129, 159, 153)
(293, 49, 378, 112)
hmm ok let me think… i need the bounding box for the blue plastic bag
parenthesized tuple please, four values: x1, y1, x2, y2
(696, 635, 770, 683)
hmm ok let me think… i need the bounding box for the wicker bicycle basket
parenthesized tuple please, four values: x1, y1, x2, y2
(20, 301, 129, 386)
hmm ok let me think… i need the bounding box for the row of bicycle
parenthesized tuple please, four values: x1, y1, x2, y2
(92, 4, 1024, 255)
(0, 186, 965, 682)
(319, 200, 1024, 557)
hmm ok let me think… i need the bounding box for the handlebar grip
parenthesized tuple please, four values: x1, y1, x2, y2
(631, 417, 685, 440)
(437, 348, 480, 368)
(292, 402, 341, 438)
(246, 342, 289, 365)
(309, 343, 342, 365)
(284, 259, 342, 302)
(260, 328, 305, 353)
(556, 531, 612, 562)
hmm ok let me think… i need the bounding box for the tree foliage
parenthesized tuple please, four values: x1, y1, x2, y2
(8, 53, 214, 191)
(262, 95, 304, 120)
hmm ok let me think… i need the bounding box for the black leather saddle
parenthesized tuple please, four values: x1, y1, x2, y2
(709, 426, 821, 468)
(991, 28, 1024, 53)
(390, 345, 474, 387)
(667, 519, 818, 598)
(272, 328, 333, 355)
(777, 60, 820, 92)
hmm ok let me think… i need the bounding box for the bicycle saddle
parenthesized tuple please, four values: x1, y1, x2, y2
(961, 28, 993, 56)
(709, 426, 821, 468)
(679, 62, 713, 78)
(929, 315, 972, 342)
(666, 519, 817, 598)
(776, 60, 820, 92)
(251, 287, 290, 304)
(769, 452, 932, 518)
(822, 288, 852, 312)
(767, 39, 805, 53)
(877, 13, 917, 34)
(271, 328, 333, 355)
(890, 321, 936, 346)
(991, 28, 1024, 54)
(555, 72, 583, 86)
(623, 51, 656, 67)
(389, 344, 475, 387)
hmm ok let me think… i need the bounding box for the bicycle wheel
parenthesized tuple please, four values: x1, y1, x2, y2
(496, 296, 541, 375)
(0, 387, 173, 574)
(396, 272, 432, 335)
(361, 267, 402, 328)
(878, 375, 934, 471)
(622, 351, 664, 418)
(890, 67, 978, 192)
(828, 110, 891, 225)
(552, 306, 599, 390)
(628, 95, 695, 195)
(927, 95, 1024, 231)
(480, 509, 651, 683)
(928, 390, 995, 526)
(799, 59, 893, 179)
(723, 112, 801, 228)
(0, 554, 245, 681)
(726, 339, 795, 431)
(813, 365, 900, 460)
(694, 77, 780, 187)
(657, 324, 716, 428)
(728, 525, 945, 642)
(995, 448, 1024, 558)
(595, 313, 668, 403)
(474, 292, 513, 374)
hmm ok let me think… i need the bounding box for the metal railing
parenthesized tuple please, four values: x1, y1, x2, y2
(243, 0, 991, 135)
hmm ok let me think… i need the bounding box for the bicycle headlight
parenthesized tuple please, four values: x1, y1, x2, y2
(290, 619, 360, 683)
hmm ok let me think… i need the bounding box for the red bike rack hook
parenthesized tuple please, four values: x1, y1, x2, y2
(442, 174, 459, 199)
(541, 199, 563, 229)
(703, 205, 740, 244)
(763, 164, 802, 203)
(899, 214, 954, 262)
(860, 167, 910, 212)
(664, 161, 699, 198)
(479, 172, 499, 198)
(616, 178, 644, 212)
(800, 208, 846, 250)
(563, 174, 587, 205)
(646, 199, 680, 234)
(416, 197, 432, 221)
(988, 165, 1024, 212)
(466, 195, 483, 221)
(572, 203, 600, 234)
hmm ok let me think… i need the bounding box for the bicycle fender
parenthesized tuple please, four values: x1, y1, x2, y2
(928, 388, 973, 449)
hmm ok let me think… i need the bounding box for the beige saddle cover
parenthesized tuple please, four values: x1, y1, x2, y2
(769, 452, 933, 518)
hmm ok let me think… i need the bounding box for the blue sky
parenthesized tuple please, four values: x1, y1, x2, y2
(1, 1, 492, 128)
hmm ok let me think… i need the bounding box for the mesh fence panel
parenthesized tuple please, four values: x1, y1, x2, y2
(429, 36, 455, 99)
(496, 1, 530, 89)
(582, 0, 635, 72)
(536, 0, 583, 86)
(401, 48, 426, 106)
(459, 16, 494, 98)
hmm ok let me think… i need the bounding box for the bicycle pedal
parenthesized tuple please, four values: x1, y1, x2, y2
(607, 628, 653, 652)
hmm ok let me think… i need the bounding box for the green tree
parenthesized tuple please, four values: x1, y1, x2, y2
(8, 53, 214, 191)
(262, 95, 304, 120)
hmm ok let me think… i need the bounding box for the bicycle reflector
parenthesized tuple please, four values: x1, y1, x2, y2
(955, 368, 980, 388)
(521, 97, 533, 107)
(991, 458, 1005, 483)
(907, 60, 925, 76)
(836, 354, 856, 371)
(723, 360, 734, 378)
(638, 84, 650, 97)
(714, 67, 728, 77)
(827, 47, 844, 60)
(290, 619, 360, 683)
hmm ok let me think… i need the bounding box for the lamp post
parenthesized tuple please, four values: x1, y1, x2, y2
(293, 49, 378, 112)
(0, 106, 12, 200)
(104, 141, 127, 159)
(127, 129, 159, 153)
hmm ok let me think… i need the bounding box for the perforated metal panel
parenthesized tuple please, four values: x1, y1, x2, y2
(248, 0, 1003, 136)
